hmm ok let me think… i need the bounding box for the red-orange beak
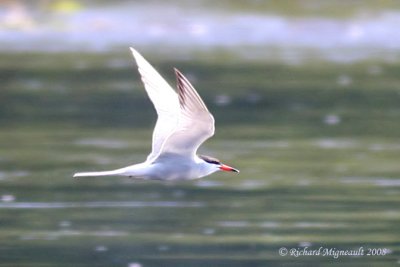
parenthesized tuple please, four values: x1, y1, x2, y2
(219, 164, 239, 173)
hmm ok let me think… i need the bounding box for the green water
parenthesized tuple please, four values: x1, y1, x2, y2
(0, 52, 399, 266)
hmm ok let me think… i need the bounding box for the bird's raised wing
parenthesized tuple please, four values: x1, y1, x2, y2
(130, 48, 180, 162)
(158, 69, 215, 158)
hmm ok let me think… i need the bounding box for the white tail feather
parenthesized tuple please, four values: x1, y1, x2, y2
(73, 170, 124, 178)
(73, 163, 149, 178)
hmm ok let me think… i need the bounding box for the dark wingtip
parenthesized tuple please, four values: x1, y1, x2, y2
(174, 68, 182, 76)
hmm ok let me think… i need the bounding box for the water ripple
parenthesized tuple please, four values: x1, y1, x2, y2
(20, 230, 128, 240)
(0, 201, 205, 209)
(74, 138, 128, 149)
(341, 177, 400, 187)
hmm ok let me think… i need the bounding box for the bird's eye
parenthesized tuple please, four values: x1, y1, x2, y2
(199, 155, 221, 165)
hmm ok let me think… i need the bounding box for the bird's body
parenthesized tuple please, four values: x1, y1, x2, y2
(74, 154, 219, 180)
(73, 48, 238, 180)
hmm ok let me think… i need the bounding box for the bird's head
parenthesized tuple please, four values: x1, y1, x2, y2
(199, 155, 239, 173)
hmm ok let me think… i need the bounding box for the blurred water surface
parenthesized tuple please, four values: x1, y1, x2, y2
(0, 51, 399, 266)
(1, 0, 400, 62)
(1, 1, 400, 267)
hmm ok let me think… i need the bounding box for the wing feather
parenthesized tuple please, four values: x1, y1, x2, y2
(130, 48, 214, 161)
(130, 48, 180, 162)
(158, 69, 215, 157)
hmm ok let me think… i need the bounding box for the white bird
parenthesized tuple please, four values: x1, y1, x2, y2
(73, 48, 239, 180)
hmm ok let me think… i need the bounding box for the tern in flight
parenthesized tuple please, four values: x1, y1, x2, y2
(73, 48, 239, 180)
